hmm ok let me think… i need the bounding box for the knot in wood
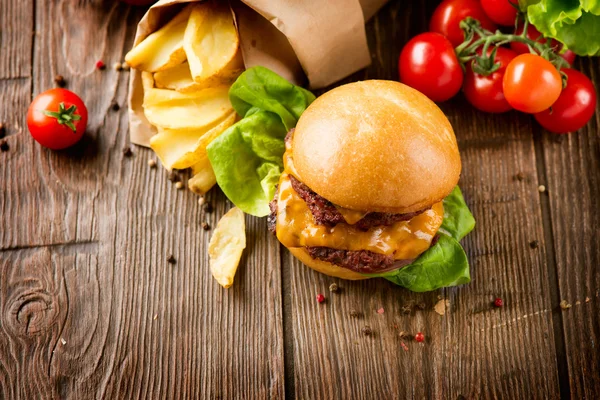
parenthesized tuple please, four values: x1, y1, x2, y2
(6, 289, 58, 337)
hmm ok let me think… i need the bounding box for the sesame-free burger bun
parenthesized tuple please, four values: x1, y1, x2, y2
(292, 80, 461, 214)
(288, 247, 369, 280)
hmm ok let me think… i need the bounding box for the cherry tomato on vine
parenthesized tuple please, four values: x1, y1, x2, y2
(399, 32, 463, 102)
(559, 49, 576, 66)
(463, 47, 518, 113)
(510, 23, 560, 54)
(502, 53, 562, 113)
(510, 24, 576, 66)
(481, 0, 518, 26)
(535, 69, 597, 134)
(27, 88, 88, 150)
(429, 0, 497, 47)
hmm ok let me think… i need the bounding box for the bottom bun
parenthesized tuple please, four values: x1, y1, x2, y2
(288, 247, 369, 280)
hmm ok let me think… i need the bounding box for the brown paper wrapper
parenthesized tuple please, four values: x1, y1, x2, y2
(128, 0, 388, 146)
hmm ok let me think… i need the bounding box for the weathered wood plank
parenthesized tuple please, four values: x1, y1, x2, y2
(541, 57, 600, 399)
(0, 0, 33, 79)
(285, 1, 561, 398)
(0, 1, 285, 399)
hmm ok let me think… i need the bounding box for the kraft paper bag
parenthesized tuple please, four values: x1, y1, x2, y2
(128, 0, 388, 146)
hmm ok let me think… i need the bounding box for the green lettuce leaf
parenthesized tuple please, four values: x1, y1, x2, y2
(440, 186, 476, 240)
(363, 186, 475, 292)
(207, 67, 315, 216)
(520, 0, 600, 56)
(368, 235, 470, 292)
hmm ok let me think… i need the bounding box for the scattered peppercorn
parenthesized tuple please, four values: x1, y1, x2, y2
(416, 302, 426, 310)
(494, 298, 503, 307)
(175, 181, 184, 190)
(203, 203, 213, 213)
(148, 159, 157, 168)
(349, 309, 360, 318)
(559, 300, 572, 310)
(122, 147, 133, 157)
(361, 326, 372, 336)
(54, 74, 66, 87)
(0, 139, 8, 152)
(529, 240, 539, 249)
(329, 283, 339, 293)
(316, 294, 325, 303)
(202, 222, 211, 231)
(198, 197, 205, 206)
(0, 123, 5, 139)
(401, 305, 412, 314)
(414, 332, 425, 342)
(113, 62, 123, 71)
(168, 171, 179, 182)
(167, 255, 176, 264)
(538, 185, 546, 193)
(514, 172, 525, 181)
(400, 342, 409, 352)
(376, 307, 384, 314)
(96, 60, 106, 70)
(111, 101, 120, 111)
(121, 63, 130, 71)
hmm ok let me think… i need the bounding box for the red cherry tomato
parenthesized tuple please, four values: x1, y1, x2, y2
(399, 32, 463, 102)
(535, 69, 597, 133)
(27, 89, 88, 150)
(430, 0, 498, 47)
(481, 0, 518, 26)
(502, 53, 562, 113)
(463, 47, 518, 113)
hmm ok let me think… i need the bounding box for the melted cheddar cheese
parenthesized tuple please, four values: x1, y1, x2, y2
(276, 143, 444, 260)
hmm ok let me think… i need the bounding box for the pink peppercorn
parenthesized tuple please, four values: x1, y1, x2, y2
(316, 294, 325, 303)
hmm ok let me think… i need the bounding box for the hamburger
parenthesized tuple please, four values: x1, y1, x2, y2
(268, 80, 475, 291)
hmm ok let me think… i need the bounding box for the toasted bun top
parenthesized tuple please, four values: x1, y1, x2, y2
(292, 80, 461, 214)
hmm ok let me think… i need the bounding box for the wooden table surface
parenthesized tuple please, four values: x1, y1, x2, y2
(1, 0, 599, 399)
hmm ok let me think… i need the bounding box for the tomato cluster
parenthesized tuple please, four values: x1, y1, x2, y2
(398, 0, 597, 134)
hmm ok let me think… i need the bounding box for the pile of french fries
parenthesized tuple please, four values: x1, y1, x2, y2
(125, 1, 243, 195)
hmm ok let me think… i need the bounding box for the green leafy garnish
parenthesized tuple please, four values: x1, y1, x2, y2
(207, 67, 315, 217)
(520, 0, 600, 56)
(364, 186, 475, 292)
(439, 186, 476, 240)
(373, 234, 471, 292)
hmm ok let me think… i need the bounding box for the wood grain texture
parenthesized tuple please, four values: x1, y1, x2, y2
(540, 57, 600, 399)
(1, 0, 599, 398)
(1, 0, 284, 398)
(285, 2, 561, 399)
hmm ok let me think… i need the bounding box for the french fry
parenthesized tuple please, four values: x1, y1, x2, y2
(141, 71, 155, 91)
(184, 1, 242, 88)
(153, 62, 201, 93)
(125, 5, 192, 72)
(188, 158, 217, 195)
(149, 111, 236, 170)
(143, 86, 233, 130)
(208, 207, 246, 288)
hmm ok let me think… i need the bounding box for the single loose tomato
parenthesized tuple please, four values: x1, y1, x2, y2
(481, 0, 518, 26)
(502, 53, 562, 113)
(535, 69, 597, 133)
(27, 88, 88, 150)
(463, 47, 517, 113)
(399, 32, 463, 102)
(430, 0, 497, 47)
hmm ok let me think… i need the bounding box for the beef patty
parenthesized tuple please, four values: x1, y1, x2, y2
(288, 174, 427, 231)
(306, 247, 414, 274)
